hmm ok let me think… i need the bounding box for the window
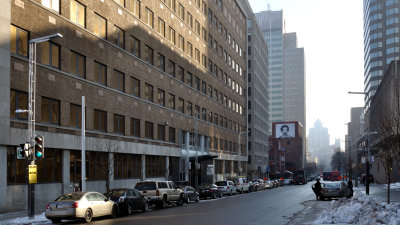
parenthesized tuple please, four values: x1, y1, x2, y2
(10, 25, 28, 57)
(179, 35, 185, 51)
(202, 54, 207, 67)
(195, 21, 200, 34)
(113, 70, 125, 92)
(94, 61, 107, 85)
(40, 41, 60, 69)
(195, 105, 200, 118)
(207, 85, 212, 98)
(114, 153, 141, 179)
(145, 83, 153, 102)
(70, 104, 81, 128)
(169, 27, 176, 44)
(93, 13, 106, 39)
(112, 25, 124, 48)
(129, 36, 140, 57)
(131, 118, 140, 137)
(202, 81, 207, 94)
(208, 111, 212, 123)
(187, 12, 193, 28)
(208, 34, 212, 47)
(70, 0, 85, 27)
(187, 102, 192, 116)
(70, 51, 86, 78)
(214, 113, 218, 125)
(201, 108, 207, 120)
(41, 97, 60, 125)
(128, 0, 140, 17)
(145, 121, 154, 139)
(168, 0, 176, 11)
(144, 45, 154, 65)
(94, 109, 107, 132)
(85, 151, 108, 180)
(131, 77, 140, 97)
(168, 60, 175, 77)
(10, 90, 28, 120)
(157, 89, 165, 106)
(178, 98, 184, 113)
(157, 53, 165, 71)
(202, 1, 207, 14)
(158, 124, 165, 141)
(168, 93, 175, 110)
(114, 114, 125, 135)
(178, 66, 184, 82)
(195, 49, 200, 63)
(202, 27, 207, 40)
(42, 0, 60, 12)
(186, 72, 192, 86)
(208, 60, 213, 72)
(146, 155, 165, 177)
(179, 4, 185, 20)
(145, 7, 154, 28)
(194, 76, 200, 90)
(187, 42, 193, 57)
(169, 127, 176, 143)
(158, 18, 165, 37)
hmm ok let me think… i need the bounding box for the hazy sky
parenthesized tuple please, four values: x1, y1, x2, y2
(248, 0, 365, 146)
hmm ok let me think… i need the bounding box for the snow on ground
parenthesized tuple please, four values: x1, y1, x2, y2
(384, 182, 400, 189)
(313, 191, 400, 225)
(0, 213, 50, 225)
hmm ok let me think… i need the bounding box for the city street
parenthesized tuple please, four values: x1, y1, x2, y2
(46, 183, 328, 225)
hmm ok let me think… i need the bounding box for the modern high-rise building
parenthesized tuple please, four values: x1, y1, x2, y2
(254, 10, 305, 139)
(363, 0, 400, 107)
(308, 119, 330, 168)
(254, 10, 284, 135)
(1, 0, 247, 212)
(237, 0, 269, 180)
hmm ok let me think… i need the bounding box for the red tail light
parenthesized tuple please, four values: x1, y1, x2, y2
(46, 203, 50, 209)
(227, 186, 230, 190)
(156, 190, 160, 196)
(70, 202, 79, 208)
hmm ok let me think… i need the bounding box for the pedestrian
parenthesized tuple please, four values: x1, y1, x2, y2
(313, 178, 322, 200)
(347, 179, 353, 196)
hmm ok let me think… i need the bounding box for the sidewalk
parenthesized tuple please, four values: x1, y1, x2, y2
(0, 211, 49, 225)
(358, 182, 400, 203)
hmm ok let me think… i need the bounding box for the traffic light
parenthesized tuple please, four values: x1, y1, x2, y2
(34, 135, 44, 159)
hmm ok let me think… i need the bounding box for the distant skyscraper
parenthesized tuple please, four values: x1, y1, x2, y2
(363, 0, 400, 107)
(308, 119, 330, 160)
(254, 10, 306, 137)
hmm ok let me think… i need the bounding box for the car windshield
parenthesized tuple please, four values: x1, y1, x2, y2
(55, 192, 83, 201)
(135, 182, 157, 191)
(215, 181, 227, 186)
(104, 189, 126, 197)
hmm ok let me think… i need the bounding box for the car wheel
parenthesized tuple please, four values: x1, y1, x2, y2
(84, 209, 93, 223)
(143, 202, 149, 212)
(127, 204, 133, 215)
(196, 195, 200, 202)
(177, 196, 184, 206)
(212, 192, 217, 199)
(158, 197, 167, 209)
(185, 196, 190, 204)
(51, 218, 61, 224)
(111, 205, 118, 218)
(219, 192, 223, 198)
(229, 190, 233, 196)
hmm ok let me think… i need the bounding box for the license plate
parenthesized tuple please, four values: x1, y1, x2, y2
(56, 204, 65, 209)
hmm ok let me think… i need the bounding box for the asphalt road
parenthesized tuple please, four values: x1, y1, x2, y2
(56, 183, 330, 225)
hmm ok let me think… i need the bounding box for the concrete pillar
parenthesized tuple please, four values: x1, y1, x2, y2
(166, 156, 169, 179)
(222, 160, 225, 179)
(62, 150, 70, 194)
(141, 154, 146, 180)
(200, 135, 204, 155)
(185, 131, 190, 181)
(109, 152, 114, 189)
(0, 146, 7, 212)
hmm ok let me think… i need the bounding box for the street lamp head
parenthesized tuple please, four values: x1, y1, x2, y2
(30, 33, 63, 44)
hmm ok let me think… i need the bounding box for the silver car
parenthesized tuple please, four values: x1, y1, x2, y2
(319, 181, 352, 200)
(45, 191, 118, 223)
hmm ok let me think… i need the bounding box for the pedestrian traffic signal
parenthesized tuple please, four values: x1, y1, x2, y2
(17, 143, 29, 159)
(34, 136, 44, 159)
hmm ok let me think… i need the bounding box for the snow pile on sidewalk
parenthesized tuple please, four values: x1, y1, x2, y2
(313, 191, 400, 225)
(384, 182, 400, 189)
(0, 213, 49, 225)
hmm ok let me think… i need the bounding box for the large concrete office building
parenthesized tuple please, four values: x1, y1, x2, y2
(237, 0, 269, 180)
(363, 0, 400, 107)
(1, 0, 248, 212)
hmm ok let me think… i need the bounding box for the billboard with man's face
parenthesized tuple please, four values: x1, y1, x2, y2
(275, 123, 296, 138)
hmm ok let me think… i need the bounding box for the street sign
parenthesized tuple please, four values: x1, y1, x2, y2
(28, 165, 37, 184)
(369, 156, 374, 162)
(206, 165, 214, 175)
(17, 147, 28, 159)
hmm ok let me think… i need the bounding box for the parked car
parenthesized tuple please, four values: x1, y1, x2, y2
(257, 179, 268, 190)
(215, 180, 237, 195)
(198, 184, 223, 199)
(180, 186, 200, 203)
(318, 181, 352, 200)
(283, 179, 293, 185)
(134, 180, 184, 208)
(233, 177, 250, 193)
(103, 188, 149, 215)
(45, 191, 118, 223)
(264, 180, 272, 189)
(251, 180, 262, 191)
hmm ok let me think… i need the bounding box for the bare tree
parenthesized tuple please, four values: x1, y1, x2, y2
(330, 148, 345, 174)
(94, 138, 118, 192)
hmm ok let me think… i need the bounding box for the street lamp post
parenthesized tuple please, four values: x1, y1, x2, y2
(27, 33, 63, 217)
